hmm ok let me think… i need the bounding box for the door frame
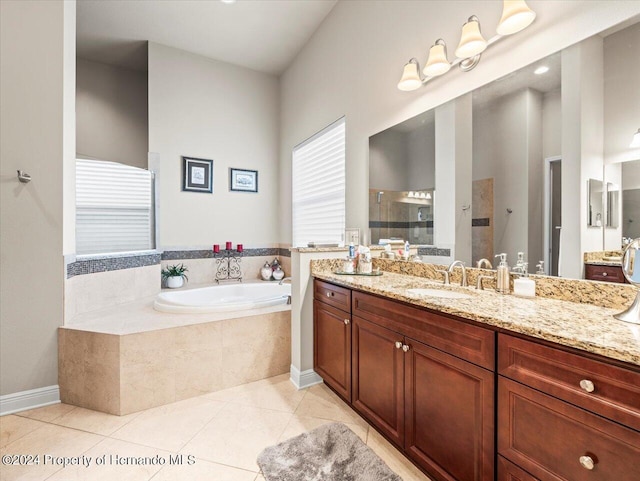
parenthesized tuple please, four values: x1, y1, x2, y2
(543, 156, 562, 275)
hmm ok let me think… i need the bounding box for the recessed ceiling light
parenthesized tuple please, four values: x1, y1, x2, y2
(534, 66, 549, 75)
(220, 0, 236, 4)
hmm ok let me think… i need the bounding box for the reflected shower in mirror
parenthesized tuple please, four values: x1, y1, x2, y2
(369, 109, 435, 245)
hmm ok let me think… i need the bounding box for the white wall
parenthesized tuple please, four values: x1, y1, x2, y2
(0, 0, 75, 396)
(622, 161, 640, 190)
(76, 58, 148, 169)
(604, 22, 640, 164)
(278, 0, 640, 247)
(369, 129, 407, 191)
(542, 89, 561, 159)
(561, 36, 605, 279)
(406, 120, 435, 191)
(148, 43, 280, 249)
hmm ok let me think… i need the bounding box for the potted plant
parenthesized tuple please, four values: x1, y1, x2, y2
(162, 263, 189, 289)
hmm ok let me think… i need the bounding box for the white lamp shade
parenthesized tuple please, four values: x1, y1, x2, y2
(423, 43, 451, 77)
(455, 18, 487, 59)
(497, 0, 536, 36)
(631, 129, 640, 149)
(397, 61, 422, 91)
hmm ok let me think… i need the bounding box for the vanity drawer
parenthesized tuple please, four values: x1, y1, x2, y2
(353, 290, 495, 370)
(498, 334, 640, 431)
(584, 263, 626, 283)
(498, 378, 640, 481)
(314, 280, 351, 312)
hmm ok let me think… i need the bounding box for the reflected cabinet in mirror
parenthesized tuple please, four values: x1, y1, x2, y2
(369, 18, 639, 280)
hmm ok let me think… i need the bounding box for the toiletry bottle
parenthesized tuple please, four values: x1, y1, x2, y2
(404, 241, 410, 258)
(494, 253, 510, 294)
(349, 242, 355, 258)
(513, 263, 536, 298)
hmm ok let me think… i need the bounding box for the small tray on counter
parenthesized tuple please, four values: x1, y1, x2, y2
(333, 270, 383, 276)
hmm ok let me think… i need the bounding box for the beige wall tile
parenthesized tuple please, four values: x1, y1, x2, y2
(65, 265, 161, 321)
(174, 323, 224, 400)
(120, 329, 176, 414)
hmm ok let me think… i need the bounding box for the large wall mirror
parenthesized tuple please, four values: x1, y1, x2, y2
(369, 17, 639, 279)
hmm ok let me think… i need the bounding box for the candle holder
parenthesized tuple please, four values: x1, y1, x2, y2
(214, 248, 243, 283)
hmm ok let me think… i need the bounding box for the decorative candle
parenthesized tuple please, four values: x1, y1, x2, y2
(213, 244, 220, 253)
(237, 244, 243, 253)
(226, 241, 232, 250)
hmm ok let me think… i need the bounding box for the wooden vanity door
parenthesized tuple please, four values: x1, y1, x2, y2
(352, 315, 405, 447)
(405, 339, 495, 481)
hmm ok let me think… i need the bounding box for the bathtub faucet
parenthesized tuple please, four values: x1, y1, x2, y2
(279, 277, 292, 285)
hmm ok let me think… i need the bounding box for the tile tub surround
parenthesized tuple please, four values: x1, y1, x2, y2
(64, 264, 161, 321)
(160, 255, 291, 285)
(311, 260, 640, 366)
(59, 306, 291, 415)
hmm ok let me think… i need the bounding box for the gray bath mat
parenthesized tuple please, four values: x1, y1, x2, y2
(257, 422, 403, 481)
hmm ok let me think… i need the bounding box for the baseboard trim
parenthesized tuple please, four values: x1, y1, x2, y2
(289, 365, 323, 390)
(0, 385, 60, 416)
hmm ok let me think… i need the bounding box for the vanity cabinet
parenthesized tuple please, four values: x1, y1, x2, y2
(314, 281, 496, 481)
(498, 334, 640, 481)
(584, 263, 627, 283)
(313, 280, 352, 401)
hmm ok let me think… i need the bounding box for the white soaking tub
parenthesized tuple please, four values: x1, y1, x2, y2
(153, 281, 291, 314)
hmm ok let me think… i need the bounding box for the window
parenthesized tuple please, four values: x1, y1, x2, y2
(76, 159, 155, 255)
(292, 117, 346, 247)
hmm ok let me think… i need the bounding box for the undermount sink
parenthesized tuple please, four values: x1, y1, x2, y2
(406, 288, 473, 300)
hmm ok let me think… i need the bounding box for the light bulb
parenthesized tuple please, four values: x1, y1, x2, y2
(423, 39, 450, 77)
(497, 0, 536, 36)
(455, 16, 487, 59)
(397, 60, 422, 91)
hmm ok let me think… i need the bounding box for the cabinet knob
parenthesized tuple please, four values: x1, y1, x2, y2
(395, 341, 403, 349)
(402, 344, 411, 352)
(579, 455, 595, 470)
(579, 379, 595, 393)
(344, 318, 350, 325)
(326, 291, 334, 297)
(602, 272, 608, 277)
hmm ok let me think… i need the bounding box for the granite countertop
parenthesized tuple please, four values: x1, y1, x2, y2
(313, 269, 640, 367)
(585, 260, 623, 267)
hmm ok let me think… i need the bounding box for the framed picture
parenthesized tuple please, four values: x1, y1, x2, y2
(230, 168, 258, 193)
(182, 156, 213, 193)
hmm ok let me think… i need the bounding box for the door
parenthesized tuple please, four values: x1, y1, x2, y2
(405, 339, 495, 481)
(352, 315, 404, 447)
(314, 301, 351, 401)
(549, 159, 561, 276)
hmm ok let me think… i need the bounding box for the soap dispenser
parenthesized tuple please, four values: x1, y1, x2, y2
(495, 253, 510, 294)
(513, 263, 536, 298)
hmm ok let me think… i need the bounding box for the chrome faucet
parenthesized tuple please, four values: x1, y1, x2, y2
(436, 269, 450, 285)
(448, 260, 468, 287)
(279, 277, 292, 285)
(476, 258, 493, 269)
(476, 274, 494, 290)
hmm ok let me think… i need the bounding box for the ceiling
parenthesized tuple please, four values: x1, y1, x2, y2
(76, 0, 338, 75)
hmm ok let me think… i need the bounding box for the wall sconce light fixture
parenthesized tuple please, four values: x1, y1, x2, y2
(630, 128, 640, 149)
(397, 0, 536, 91)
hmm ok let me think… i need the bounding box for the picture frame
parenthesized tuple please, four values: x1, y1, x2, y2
(229, 168, 258, 193)
(182, 156, 213, 193)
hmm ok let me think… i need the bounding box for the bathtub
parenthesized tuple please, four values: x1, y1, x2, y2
(153, 281, 291, 314)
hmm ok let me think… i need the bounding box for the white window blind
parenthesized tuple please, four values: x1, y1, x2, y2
(76, 159, 155, 255)
(292, 117, 346, 247)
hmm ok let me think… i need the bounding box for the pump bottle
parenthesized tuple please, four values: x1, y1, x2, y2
(495, 253, 510, 294)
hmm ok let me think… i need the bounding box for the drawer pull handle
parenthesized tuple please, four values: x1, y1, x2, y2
(395, 341, 403, 349)
(602, 272, 607, 277)
(344, 319, 350, 325)
(579, 455, 595, 470)
(579, 379, 595, 393)
(402, 344, 411, 352)
(326, 292, 334, 297)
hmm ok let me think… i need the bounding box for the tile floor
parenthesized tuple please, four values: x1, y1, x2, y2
(1, 374, 431, 481)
